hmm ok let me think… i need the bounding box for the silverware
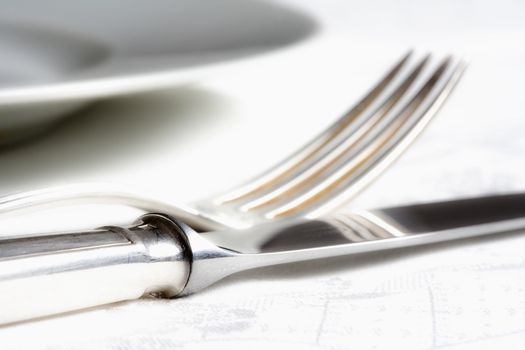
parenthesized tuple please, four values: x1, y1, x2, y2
(0, 52, 465, 230)
(2, 193, 524, 324)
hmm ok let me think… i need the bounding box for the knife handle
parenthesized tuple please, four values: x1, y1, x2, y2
(0, 217, 190, 324)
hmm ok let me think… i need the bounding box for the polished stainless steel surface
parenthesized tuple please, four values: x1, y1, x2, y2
(1, 193, 525, 324)
(0, 52, 466, 230)
(0, 218, 190, 324)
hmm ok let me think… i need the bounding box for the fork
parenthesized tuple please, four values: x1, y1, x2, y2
(0, 52, 465, 230)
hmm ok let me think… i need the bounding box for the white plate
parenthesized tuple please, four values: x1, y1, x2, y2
(0, 0, 316, 144)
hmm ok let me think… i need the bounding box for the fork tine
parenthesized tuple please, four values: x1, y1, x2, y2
(263, 57, 466, 220)
(239, 55, 430, 211)
(215, 51, 413, 204)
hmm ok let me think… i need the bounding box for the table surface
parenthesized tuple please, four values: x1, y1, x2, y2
(2, 0, 525, 348)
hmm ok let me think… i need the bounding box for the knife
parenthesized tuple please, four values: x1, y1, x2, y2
(1, 193, 525, 324)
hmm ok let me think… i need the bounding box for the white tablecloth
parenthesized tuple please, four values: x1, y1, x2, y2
(2, 0, 525, 348)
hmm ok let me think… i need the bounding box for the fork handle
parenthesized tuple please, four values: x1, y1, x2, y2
(0, 218, 190, 324)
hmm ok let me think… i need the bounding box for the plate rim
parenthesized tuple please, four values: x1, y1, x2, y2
(0, 3, 319, 106)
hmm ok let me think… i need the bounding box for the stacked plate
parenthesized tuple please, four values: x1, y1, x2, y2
(0, 0, 316, 145)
